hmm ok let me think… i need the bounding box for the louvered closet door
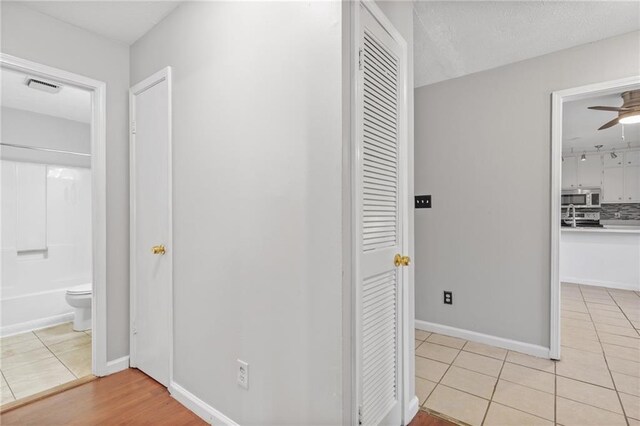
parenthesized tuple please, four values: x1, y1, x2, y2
(356, 4, 405, 426)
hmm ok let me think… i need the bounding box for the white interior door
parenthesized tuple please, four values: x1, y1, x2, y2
(130, 68, 172, 386)
(355, 4, 407, 425)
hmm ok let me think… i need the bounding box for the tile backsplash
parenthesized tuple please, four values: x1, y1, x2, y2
(601, 203, 640, 220)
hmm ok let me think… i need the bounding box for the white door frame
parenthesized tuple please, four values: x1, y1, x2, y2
(129, 67, 173, 384)
(0, 53, 109, 376)
(348, 2, 416, 423)
(550, 75, 640, 360)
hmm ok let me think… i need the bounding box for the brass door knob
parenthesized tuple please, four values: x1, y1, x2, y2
(394, 254, 410, 267)
(152, 245, 166, 255)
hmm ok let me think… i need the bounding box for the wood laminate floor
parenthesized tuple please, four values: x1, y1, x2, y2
(1, 367, 453, 426)
(1, 369, 204, 425)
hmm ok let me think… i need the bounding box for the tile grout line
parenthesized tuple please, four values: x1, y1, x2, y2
(479, 348, 506, 426)
(424, 336, 562, 423)
(603, 289, 640, 338)
(560, 285, 634, 422)
(577, 285, 630, 425)
(422, 337, 469, 411)
(600, 287, 634, 426)
(1, 353, 19, 401)
(416, 334, 473, 425)
(32, 328, 80, 380)
(0, 331, 41, 401)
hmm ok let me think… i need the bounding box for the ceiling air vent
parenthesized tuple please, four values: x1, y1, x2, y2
(25, 77, 62, 94)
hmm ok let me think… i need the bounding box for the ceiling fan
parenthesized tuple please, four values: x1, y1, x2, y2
(588, 89, 640, 130)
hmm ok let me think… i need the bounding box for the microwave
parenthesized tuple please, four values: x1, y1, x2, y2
(561, 188, 601, 208)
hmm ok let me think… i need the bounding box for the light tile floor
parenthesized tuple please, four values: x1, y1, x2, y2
(0, 323, 92, 404)
(416, 283, 640, 426)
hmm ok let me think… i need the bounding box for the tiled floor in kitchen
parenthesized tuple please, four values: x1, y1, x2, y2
(415, 283, 640, 426)
(1, 323, 92, 405)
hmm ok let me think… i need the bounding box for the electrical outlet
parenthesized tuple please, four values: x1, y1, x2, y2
(444, 291, 453, 305)
(237, 359, 249, 389)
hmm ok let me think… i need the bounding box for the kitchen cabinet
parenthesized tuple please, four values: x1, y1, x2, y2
(602, 150, 640, 203)
(562, 156, 577, 189)
(562, 154, 602, 189)
(626, 151, 640, 167)
(604, 153, 624, 168)
(577, 154, 602, 188)
(603, 167, 624, 202)
(626, 166, 640, 202)
(565, 149, 639, 202)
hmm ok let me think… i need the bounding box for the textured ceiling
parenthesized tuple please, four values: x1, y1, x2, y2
(2, 67, 91, 123)
(17, 1, 182, 45)
(563, 91, 640, 153)
(414, 1, 640, 88)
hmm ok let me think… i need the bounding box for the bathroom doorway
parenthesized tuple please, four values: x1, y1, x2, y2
(0, 54, 107, 406)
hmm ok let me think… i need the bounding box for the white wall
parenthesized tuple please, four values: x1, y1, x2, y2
(1, 107, 90, 168)
(130, 2, 344, 424)
(1, 2, 130, 360)
(414, 31, 640, 348)
(1, 161, 92, 335)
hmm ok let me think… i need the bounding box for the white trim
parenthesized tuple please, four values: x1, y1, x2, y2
(406, 396, 419, 425)
(1, 287, 74, 302)
(169, 381, 239, 426)
(0, 53, 108, 377)
(1, 313, 74, 338)
(562, 278, 640, 292)
(129, 67, 173, 386)
(350, 2, 412, 424)
(550, 75, 640, 360)
(415, 320, 550, 359)
(105, 356, 130, 375)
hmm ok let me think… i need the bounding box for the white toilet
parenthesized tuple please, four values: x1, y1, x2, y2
(65, 283, 92, 331)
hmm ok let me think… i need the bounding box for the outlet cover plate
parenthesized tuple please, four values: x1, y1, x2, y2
(237, 359, 249, 389)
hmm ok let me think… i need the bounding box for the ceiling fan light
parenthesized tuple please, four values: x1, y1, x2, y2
(580, 153, 586, 161)
(619, 113, 640, 125)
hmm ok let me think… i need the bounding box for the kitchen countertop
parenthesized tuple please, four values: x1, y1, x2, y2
(601, 219, 640, 227)
(562, 226, 640, 234)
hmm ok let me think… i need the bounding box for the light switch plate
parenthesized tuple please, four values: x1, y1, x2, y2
(415, 195, 432, 209)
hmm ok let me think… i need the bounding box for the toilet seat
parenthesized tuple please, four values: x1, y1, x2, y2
(67, 283, 92, 295)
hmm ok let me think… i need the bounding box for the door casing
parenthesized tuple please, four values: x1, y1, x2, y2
(550, 75, 640, 360)
(129, 67, 173, 385)
(0, 53, 109, 376)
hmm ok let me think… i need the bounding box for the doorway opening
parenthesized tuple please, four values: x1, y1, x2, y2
(0, 54, 107, 407)
(551, 76, 640, 359)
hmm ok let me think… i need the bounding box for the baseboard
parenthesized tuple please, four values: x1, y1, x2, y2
(562, 278, 640, 292)
(415, 320, 550, 359)
(104, 356, 130, 375)
(405, 395, 419, 425)
(0, 312, 74, 338)
(169, 381, 238, 426)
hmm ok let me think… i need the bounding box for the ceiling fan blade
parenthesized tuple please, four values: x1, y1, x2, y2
(598, 117, 619, 130)
(588, 106, 628, 112)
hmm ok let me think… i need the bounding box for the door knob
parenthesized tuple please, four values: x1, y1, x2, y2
(394, 254, 410, 267)
(151, 245, 166, 255)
